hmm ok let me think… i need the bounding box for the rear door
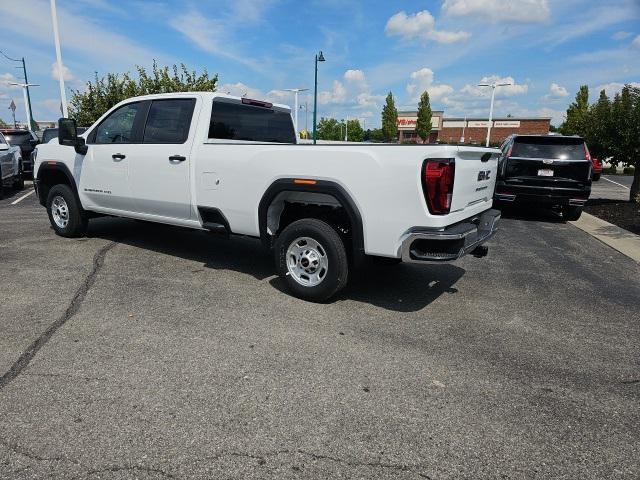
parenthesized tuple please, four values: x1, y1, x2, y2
(128, 97, 197, 219)
(505, 136, 591, 187)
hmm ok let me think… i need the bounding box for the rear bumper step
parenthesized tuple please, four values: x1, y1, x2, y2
(400, 209, 500, 263)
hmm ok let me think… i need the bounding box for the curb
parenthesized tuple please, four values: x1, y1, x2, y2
(570, 212, 640, 263)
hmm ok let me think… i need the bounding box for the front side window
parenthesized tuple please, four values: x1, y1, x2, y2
(143, 99, 195, 144)
(94, 102, 141, 144)
(208, 100, 295, 143)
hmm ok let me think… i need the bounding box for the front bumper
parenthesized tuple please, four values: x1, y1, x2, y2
(400, 209, 501, 263)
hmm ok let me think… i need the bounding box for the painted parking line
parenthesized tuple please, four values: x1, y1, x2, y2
(602, 177, 630, 189)
(10, 190, 35, 205)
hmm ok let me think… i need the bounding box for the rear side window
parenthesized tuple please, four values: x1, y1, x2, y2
(143, 99, 196, 144)
(208, 100, 295, 143)
(511, 137, 585, 160)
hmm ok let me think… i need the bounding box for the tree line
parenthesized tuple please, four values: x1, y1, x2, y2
(560, 84, 640, 203)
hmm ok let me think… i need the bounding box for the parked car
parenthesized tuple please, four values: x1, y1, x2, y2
(494, 134, 592, 221)
(591, 157, 602, 181)
(0, 132, 24, 197)
(34, 92, 501, 301)
(0, 128, 38, 178)
(41, 126, 88, 143)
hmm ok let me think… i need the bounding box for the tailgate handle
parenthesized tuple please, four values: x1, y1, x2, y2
(481, 153, 492, 162)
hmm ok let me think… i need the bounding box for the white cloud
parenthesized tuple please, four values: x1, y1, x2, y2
(51, 62, 73, 82)
(549, 82, 568, 98)
(344, 69, 366, 84)
(319, 80, 347, 105)
(633, 35, 640, 49)
(218, 82, 264, 99)
(612, 31, 632, 40)
(442, 0, 550, 23)
(461, 75, 528, 97)
(406, 68, 454, 103)
(595, 82, 640, 98)
(0, 73, 21, 89)
(385, 10, 470, 43)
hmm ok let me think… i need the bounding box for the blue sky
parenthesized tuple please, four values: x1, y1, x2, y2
(0, 0, 639, 128)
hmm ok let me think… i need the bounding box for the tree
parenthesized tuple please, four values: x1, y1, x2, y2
(560, 85, 589, 136)
(0, 118, 8, 128)
(316, 117, 341, 140)
(346, 119, 364, 142)
(381, 92, 398, 142)
(69, 61, 218, 126)
(609, 85, 640, 202)
(364, 128, 385, 142)
(584, 89, 612, 161)
(415, 90, 432, 143)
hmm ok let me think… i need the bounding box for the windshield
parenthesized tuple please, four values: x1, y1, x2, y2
(42, 129, 58, 143)
(511, 137, 586, 160)
(4, 132, 33, 146)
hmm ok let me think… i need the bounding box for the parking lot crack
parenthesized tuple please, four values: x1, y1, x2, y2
(85, 465, 175, 478)
(0, 241, 117, 390)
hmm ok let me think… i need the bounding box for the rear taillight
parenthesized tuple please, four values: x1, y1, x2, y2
(584, 143, 591, 162)
(422, 158, 455, 215)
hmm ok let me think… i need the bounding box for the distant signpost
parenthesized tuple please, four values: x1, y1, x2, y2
(9, 100, 17, 127)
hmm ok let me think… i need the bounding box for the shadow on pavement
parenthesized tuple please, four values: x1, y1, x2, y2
(87, 216, 465, 312)
(496, 203, 565, 224)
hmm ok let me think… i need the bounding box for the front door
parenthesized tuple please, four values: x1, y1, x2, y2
(80, 101, 145, 212)
(128, 98, 196, 220)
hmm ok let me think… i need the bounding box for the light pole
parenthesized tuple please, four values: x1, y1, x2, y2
(50, 0, 69, 117)
(9, 82, 39, 129)
(477, 81, 511, 147)
(300, 101, 309, 134)
(282, 88, 308, 135)
(0, 50, 36, 130)
(312, 51, 325, 144)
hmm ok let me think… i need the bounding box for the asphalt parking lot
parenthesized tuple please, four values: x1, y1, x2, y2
(1, 182, 639, 479)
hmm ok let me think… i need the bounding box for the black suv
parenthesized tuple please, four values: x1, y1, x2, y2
(0, 129, 39, 177)
(494, 134, 592, 220)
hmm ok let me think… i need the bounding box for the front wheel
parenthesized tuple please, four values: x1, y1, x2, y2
(563, 206, 583, 221)
(274, 219, 349, 302)
(46, 184, 88, 237)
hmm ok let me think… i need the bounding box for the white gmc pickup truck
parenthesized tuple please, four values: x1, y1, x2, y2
(34, 92, 500, 301)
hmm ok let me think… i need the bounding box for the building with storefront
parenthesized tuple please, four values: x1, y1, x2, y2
(397, 110, 551, 145)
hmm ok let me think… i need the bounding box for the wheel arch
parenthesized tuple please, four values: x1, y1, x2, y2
(36, 162, 80, 207)
(258, 178, 365, 263)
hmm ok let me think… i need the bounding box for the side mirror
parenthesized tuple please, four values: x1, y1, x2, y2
(58, 117, 88, 155)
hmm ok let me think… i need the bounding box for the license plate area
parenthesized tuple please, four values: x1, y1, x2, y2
(538, 169, 554, 177)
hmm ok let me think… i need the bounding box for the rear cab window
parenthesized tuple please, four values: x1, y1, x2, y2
(3, 132, 33, 146)
(208, 99, 295, 144)
(511, 137, 586, 160)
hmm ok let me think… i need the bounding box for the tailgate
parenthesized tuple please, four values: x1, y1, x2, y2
(449, 147, 500, 213)
(505, 157, 591, 186)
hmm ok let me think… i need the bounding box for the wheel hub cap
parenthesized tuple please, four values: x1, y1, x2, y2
(286, 237, 328, 287)
(51, 196, 69, 228)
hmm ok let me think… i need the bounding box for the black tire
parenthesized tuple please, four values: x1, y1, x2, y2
(563, 206, 583, 221)
(592, 173, 601, 181)
(46, 184, 88, 237)
(274, 218, 349, 302)
(13, 161, 25, 190)
(0, 176, 4, 199)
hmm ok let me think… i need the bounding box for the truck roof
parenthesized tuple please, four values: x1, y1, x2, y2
(119, 91, 291, 112)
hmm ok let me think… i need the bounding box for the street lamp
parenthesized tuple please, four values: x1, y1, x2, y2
(300, 101, 309, 134)
(477, 81, 512, 147)
(282, 88, 308, 136)
(9, 82, 39, 130)
(312, 51, 325, 144)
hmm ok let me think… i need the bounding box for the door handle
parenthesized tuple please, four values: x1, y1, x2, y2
(169, 155, 186, 162)
(112, 153, 126, 160)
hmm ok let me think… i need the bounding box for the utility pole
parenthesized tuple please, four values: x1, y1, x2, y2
(477, 81, 511, 147)
(0, 50, 37, 130)
(50, 0, 69, 117)
(9, 82, 39, 129)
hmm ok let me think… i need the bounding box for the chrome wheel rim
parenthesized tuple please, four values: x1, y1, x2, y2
(51, 196, 69, 229)
(286, 236, 329, 287)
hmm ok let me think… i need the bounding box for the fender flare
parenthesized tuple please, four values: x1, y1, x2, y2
(258, 178, 365, 261)
(35, 162, 80, 207)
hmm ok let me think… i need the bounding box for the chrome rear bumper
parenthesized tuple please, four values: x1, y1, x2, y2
(400, 209, 501, 263)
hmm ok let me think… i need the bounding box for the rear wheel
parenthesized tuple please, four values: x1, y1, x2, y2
(274, 218, 348, 302)
(46, 184, 88, 237)
(563, 206, 583, 221)
(592, 173, 601, 181)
